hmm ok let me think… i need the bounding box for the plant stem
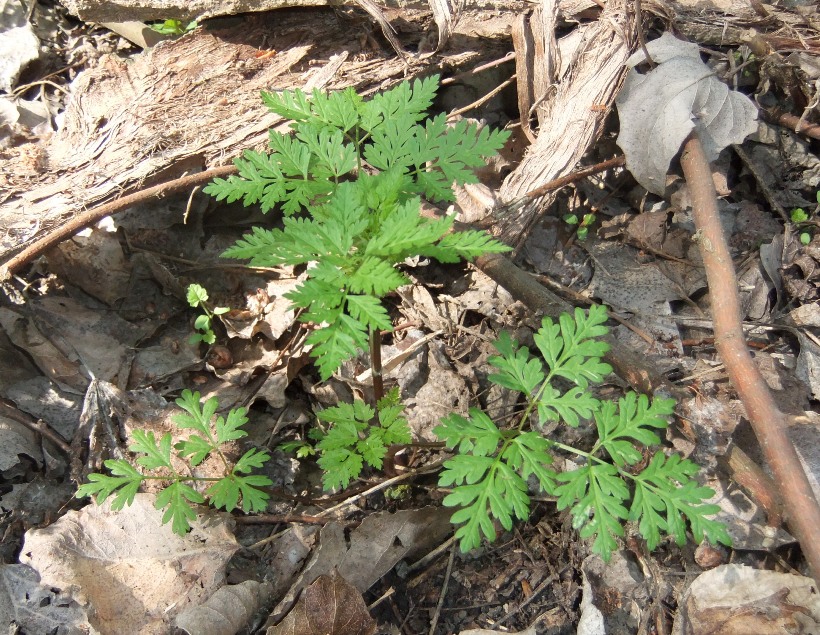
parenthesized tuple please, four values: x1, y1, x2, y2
(369, 327, 385, 406)
(680, 131, 820, 584)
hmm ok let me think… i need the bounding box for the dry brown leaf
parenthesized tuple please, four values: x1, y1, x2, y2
(175, 580, 273, 635)
(268, 570, 376, 635)
(20, 493, 239, 635)
(672, 564, 820, 634)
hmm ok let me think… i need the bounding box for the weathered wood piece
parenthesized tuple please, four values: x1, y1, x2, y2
(0, 7, 514, 265)
(496, 0, 638, 246)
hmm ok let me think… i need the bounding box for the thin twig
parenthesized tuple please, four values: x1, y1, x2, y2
(497, 573, 557, 625)
(446, 75, 516, 120)
(0, 398, 72, 456)
(233, 513, 332, 525)
(440, 53, 516, 86)
(428, 542, 456, 635)
(1, 165, 238, 281)
(315, 459, 446, 519)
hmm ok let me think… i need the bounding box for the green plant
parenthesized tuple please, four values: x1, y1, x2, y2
(310, 387, 412, 490)
(563, 212, 597, 240)
(149, 18, 198, 36)
(434, 305, 731, 560)
(186, 283, 230, 345)
(203, 75, 511, 382)
(790, 190, 819, 246)
(77, 390, 272, 534)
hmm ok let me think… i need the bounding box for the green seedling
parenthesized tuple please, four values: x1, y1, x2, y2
(281, 387, 412, 491)
(434, 305, 730, 561)
(204, 75, 511, 385)
(790, 190, 819, 246)
(186, 283, 230, 345)
(77, 390, 272, 535)
(564, 212, 597, 240)
(149, 19, 198, 36)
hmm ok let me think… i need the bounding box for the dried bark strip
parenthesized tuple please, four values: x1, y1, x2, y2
(496, 0, 637, 245)
(0, 8, 514, 266)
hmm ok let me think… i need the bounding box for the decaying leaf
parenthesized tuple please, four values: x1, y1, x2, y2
(174, 580, 273, 635)
(20, 493, 239, 635)
(616, 32, 758, 195)
(672, 564, 820, 634)
(268, 570, 376, 635)
(0, 564, 94, 634)
(268, 507, 451, 625)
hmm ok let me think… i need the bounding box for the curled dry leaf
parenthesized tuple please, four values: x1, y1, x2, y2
(267, 570, 376, 635)
(616, 32, 758, 195)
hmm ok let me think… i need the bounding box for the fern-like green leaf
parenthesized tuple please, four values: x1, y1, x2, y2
(261, 87, 313, 122)
(595, 393, 675, 466)
(363, 114, 420, 171)
(360, 75, 439, 132)
(306, 313, 368, 380)
(536, 384, 600, 427)
(504, 432, 556, 492)
(173, 390, 218, 434)
(345, 294, 393, 331)
(558, 463, 629, 562)
(364, 198, 452, 258)
(130, 431, 174, 471)
(426, 229, 512, 262)
(176, 434, 213, 466)
(487, 331, 545, 394)
(318, 449, 364, 490)
(411, 115, 511, 200)
(75, 459, 144, 509)
(346, 257, 409, 297)
(533, 305, 612, 388)
(435, 409, 503, 457)
(312, 389, 411, 489)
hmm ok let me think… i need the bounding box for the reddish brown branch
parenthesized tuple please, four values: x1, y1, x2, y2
(0, 165, 238, 281)
(680, 133, 820, 584)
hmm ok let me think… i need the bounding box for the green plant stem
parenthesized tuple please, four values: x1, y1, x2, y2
(139, 474, 223, 482)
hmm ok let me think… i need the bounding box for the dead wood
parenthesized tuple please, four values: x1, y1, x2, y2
(493, 0, 638, 246)
(0, 7, 514, 268)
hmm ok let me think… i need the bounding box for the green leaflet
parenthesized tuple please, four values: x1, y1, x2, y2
(435, 305, 731, 560)
(314, 387, 412, 490)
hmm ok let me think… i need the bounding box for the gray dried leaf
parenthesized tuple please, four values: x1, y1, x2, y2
(616, 32, 757, 195)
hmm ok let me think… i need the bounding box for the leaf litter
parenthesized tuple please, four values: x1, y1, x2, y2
(1, 0, 820, 633)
